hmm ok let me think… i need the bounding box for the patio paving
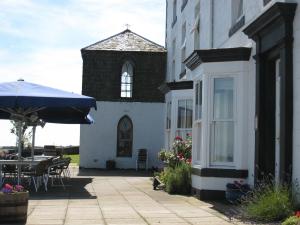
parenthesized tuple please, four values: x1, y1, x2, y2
(23, 167, 247, 225)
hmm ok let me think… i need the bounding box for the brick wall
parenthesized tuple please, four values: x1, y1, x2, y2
(81, 50, 166, 102)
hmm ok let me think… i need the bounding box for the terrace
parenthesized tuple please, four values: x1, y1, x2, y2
(23, 167, 242, 225)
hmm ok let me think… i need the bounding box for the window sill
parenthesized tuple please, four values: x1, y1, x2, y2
(229, 15, 245, 37)
(171, 16, 177, 28)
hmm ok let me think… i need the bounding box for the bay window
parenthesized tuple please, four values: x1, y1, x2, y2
(210, 77, 235, 165)
(176, 99, 193, 139)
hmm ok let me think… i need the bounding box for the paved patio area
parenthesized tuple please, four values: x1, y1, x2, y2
(24, 167, 244, 225)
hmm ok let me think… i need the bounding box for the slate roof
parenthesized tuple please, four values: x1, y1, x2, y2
(82, 29, 166, 52)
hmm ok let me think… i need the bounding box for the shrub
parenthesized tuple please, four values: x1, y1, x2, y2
(165, 163, 191, 195)
(242, 181, 293, 222)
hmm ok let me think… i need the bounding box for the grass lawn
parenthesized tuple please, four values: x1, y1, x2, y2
(64, 154, 80, 165)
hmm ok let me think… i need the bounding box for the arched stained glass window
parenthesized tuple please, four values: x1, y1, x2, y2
(117, 116, 133, 157)
(121, 61, 133, 98)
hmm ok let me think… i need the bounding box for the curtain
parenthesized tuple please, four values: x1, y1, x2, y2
(211, 78, 234, 163)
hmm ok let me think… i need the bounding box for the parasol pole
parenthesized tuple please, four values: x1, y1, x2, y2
(31, 126, 36, 160)
(17, 121, 22, 185)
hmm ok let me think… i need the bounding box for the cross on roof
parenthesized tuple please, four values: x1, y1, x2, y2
(125, 24, 131, 30)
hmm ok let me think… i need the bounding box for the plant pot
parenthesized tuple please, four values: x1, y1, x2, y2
(225, 188, 244, 203)
(106, 160, 116, 170)
(0, 191, 29, 224)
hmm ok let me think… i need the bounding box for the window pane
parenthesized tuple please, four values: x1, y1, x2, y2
(195, 81, 202, 120)
(232, 0, 243, 24)
(199, 81, 202, 119)
(177, 100, 186, 128)
(211, 121, 234, 163)
(196, 122, 202, 162)
(186, 99, 193, 128)
(117, 116, 133, 157)
(213, 78, 234, 120)
(195, 83, 199, 120)
(166, 102, 171, 129)
(121, 61, 133, 98)
(176, 129, 192, 140)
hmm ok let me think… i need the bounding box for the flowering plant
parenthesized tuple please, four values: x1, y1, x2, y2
(158, 134, 192, 167)
(282, 212, 300, 225)
(173, 134, 192, 163)
(0, 183, 25, 194)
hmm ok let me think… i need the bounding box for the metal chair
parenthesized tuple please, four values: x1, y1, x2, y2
(23, 160, 49, 192)
(136, 149, 148, 171)
(48, 158, 65, 189)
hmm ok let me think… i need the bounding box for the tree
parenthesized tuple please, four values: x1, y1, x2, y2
(10, 120, 32, 150)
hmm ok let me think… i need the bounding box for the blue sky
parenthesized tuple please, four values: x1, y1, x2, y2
(0, 0, 166, 146)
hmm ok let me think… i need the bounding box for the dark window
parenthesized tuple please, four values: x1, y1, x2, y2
(172, 0, 177, 27)
(181, 0, 188, 11)
(117, 116, 133, 157)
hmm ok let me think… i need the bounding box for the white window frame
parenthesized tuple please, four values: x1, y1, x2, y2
(208, 75, 237, 167)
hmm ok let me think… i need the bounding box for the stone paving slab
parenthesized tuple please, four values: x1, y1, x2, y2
(24, 168, 248, 225)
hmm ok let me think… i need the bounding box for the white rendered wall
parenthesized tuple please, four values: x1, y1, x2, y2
(293, 0, 300, 188)
(80, 101, 165, 169)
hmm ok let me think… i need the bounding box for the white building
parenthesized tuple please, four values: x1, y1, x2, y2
(165, 0, 299, 200)
(80, 30, 166, 169)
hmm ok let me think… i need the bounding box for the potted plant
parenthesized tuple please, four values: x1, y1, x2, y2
(106, 159, 116, 170)
(226, 180, 250, 203)
(0, 183, 29, 224)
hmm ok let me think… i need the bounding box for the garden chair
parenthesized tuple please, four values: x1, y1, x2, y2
(22, 160, 49, 192)
(136, 149, 148, 171)
(48, 158, 65, 189)
(61, 157, 71, 179)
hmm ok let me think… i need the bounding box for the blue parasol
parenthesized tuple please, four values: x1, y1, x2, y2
(0, 79, 97, 184)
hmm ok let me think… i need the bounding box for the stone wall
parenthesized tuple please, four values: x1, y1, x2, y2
(81, 50, 166, 103)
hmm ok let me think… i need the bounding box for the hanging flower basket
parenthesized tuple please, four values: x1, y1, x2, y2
(0, 184, 29, 224)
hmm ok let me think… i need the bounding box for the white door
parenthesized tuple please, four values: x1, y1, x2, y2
(275, 59, 281, 183)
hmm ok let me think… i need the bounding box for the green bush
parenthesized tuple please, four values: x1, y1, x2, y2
(282, 216, 300, 225)
(242, 182, 293, 222)
(165, 163, 191, 195)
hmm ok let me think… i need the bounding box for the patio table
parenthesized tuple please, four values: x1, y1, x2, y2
(0, 158, 49, 186)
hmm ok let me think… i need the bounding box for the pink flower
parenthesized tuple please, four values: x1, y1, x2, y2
(4, 183, 13, 190)
(295, 211, 300, 217)
(175, 136, 183, 141)
(15, 185, 24, 192)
